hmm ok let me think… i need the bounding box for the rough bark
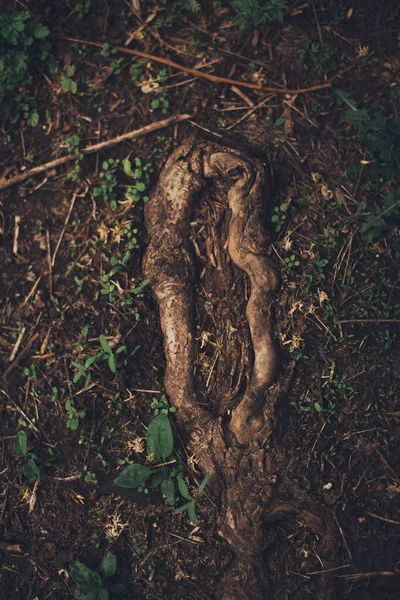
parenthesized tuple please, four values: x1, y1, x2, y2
(143, 143, 336, 599)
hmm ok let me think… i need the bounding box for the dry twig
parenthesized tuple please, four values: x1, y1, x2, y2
(2, 333, 40, 380)
(366, 511, 400, 526)
(340, 571, 399, 581)
(0, 542, 23, 554)
(55, 35, 333, 95)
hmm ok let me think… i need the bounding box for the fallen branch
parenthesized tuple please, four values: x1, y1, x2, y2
(55, 35, 333, 95)
(0, 113, 191, 192)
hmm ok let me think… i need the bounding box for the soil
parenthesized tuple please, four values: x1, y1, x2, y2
(0, 1, 399, 599)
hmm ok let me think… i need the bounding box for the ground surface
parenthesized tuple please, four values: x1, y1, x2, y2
(0, 1, 399, 599)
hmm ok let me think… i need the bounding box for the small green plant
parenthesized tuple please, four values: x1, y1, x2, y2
(130, 60, 146, 83)
(284, 254, 300, 269)
(289, 341, 308, 367)
(75, 1, 91, 20)
(234, 0, 288, 29)
(69, 551, 127, 599)
(98, 335, 126, 374)
(24, 363, 37, 379)
(131, 279, 149, 298)
(65, 135, 83, 181)
(93, 159, 121, 210)
(82, 467, 98, 485)
(65, 400, 86, 431)
(132, 532, 148, 557)
(153, 0, 200, 29)
(0, 9, 52, 125)
(123, 156, 153, 204)
(297, 39, 338, 76)
(110, 58, 124, 75)
(101, 43, 117, 58)
(71, 335, 127, 384)
(148, 69, 170, 114)
(334, 89, 400, 237)
(74, 276, 84, 295)
(334, 88, 400, 182)
(266, 117, 286, 128)
(98, 248, 147, 314)
(76, 325, 89, 352)
(150, 394, 177, 416)
(359, 189, 400, 237)
(271, 202, 288, 232)
(14, 430, 55, 480)
(322, 371, 356, 417)
(312, 251, 329, 277)
(98, 259, 124, 302)
(150, 95, 169, 114)
(61, 64, 77, 93)
(114, 396, 209, 523)
(292, 395, 323, 414)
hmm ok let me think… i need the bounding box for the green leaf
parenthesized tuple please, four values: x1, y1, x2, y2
(99, 335, 112, 354)
(314, 402, 323, 413)
(333, 88, 358, 111)
(33, 23, 49, 39)
(175, 501, 192, 514)
(360, 192, 400, 235)
(122, 158, 134, 177)
(187, 499, 197, 523)
(22, 457, 41, 480)
(151, 99, 160, 109)
(99, 551, 116, 578)
(61, 76, 77, 94)
(69, 561, 102, 592)
(161, 478, 175, 506)
(148, 467, 168, 488)
(176, 473, 192, 500)
(175, 498, 197, 522)
(27, 111, 39, 126)
(136, 182, 145, 192)
(85, 589, 109, 600)
(84, 356, 97, 369)
(73, 370, 85, 383)
(108, 355, 116, 373)
(114, 464, 151, 488)
(15, 430, 27, 457)
(197, 475, 209, 496)
(147, 413, 173, 461)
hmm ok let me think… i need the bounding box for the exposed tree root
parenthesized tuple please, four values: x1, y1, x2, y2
(143, 143, 337, 599)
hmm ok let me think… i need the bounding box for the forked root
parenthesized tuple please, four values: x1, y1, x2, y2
(143, 143, 336, 599)
(143, 143, 279, 443)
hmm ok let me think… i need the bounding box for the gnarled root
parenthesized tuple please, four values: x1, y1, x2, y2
(143, 143, 336, 599)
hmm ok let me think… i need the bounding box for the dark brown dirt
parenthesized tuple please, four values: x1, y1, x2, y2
(0, 1, 399, 599)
